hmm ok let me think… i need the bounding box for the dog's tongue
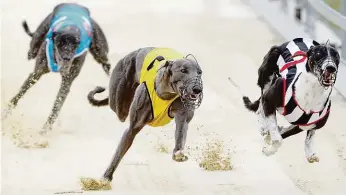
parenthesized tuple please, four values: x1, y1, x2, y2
(324, 72, 332, 79)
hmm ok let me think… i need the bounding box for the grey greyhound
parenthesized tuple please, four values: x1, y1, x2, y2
(87, 47, 203, 182)
(2, 3, 111, 132)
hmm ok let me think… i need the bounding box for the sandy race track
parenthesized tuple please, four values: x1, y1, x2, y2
(1, 0, 346, 194)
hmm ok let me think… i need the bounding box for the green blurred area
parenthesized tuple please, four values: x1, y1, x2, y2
(323, 0, 342, 30)
(324, 0, 341, 11)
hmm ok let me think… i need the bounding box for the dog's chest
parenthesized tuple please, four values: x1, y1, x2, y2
(278, 71, 331, 127)
(294, 73, 330, 112)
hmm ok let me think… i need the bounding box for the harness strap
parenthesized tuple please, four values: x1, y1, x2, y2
(280, 51, 307, 73)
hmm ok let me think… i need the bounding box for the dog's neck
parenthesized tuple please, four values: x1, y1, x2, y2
(154, 67, 178, 100)
(294, 72, 331, 112)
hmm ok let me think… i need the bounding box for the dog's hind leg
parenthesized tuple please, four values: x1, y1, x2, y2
(280, 125, 303, 138)
(103, 84, 152, 181)
(258, 78, 284, 156)
(262, 125, 303, 143)
(256, 99, 280, 153)
(259, 104, 282, 156)
(109, 55, 138, 122)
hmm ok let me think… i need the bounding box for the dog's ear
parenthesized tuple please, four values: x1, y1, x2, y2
(164, 61, 173, 76)
(307, 46, 314, 59)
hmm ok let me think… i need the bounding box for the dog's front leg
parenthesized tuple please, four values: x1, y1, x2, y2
(305, 129, 319, 163)
(2, 68, 48, 120)
(172, 108, 194, 162)
(103, 124, 146, 181)
(41, 77, 74, 132)
(103, 84, 151, 182)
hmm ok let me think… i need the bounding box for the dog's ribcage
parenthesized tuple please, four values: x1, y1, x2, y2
(275, 38, 332, 127)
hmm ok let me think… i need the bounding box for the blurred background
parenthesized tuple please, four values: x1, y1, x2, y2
(252, 0, 346, 96)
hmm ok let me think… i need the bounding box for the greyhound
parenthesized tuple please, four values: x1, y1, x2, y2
(87, 47, 203, 182)
(242, 38, 340, 163)
(2, 3, 111, 133)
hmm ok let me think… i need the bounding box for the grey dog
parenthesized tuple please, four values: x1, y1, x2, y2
(2, 3, 111, 132)
(87, 47, 203, 181)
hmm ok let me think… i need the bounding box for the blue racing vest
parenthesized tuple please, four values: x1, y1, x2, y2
(45, 5, 93, 72)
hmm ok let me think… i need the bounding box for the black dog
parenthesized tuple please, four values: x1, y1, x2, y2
(2, 3, 111, 133)
(243, 38, 340, 163)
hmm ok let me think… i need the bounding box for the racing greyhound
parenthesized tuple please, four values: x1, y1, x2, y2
(243, 38, 340, 163)
(2, 3, 111, 133)
(87, 47, 203, 182)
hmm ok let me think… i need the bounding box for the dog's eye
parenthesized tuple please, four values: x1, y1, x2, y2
(181, 69, 188, 73)
(314, 52, 324, 62)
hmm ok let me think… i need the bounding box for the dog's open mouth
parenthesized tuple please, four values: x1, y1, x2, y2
(180, 92, 203, 109)
(189, 94, 198, 100)
(178, 76, 203, 109)
(322, 71, 336, 87)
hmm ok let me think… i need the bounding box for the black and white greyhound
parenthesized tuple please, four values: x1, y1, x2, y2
(243, 38, 340, 163)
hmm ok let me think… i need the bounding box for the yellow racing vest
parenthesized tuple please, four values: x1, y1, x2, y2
(140, 48, 184, 127)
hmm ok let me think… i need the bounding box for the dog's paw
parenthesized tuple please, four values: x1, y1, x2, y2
(271, 139, 282, 149)
(40, 124, 52, 135)
(307, 154, 319, 163)
(80, 177, 112, 191)
(262, 146, 277, 156)
(172, 150, 188, 162)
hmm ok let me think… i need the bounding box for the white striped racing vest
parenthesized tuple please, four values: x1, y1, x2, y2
(276, 38, 331, 127)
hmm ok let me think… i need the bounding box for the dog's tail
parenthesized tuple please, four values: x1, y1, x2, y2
(87, 86, 109, 107)
(22, 20, 34, 37)
(242, 96, 260, 112)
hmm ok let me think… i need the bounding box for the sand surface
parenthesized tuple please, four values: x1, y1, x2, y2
(1, 0, 346, 194)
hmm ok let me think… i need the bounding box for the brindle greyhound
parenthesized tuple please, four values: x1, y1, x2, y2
(2, 3, 111, 133)
(87, 47, 203, 182)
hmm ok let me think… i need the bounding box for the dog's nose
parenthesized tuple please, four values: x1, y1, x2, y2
(192, 87, 202, 95)
(326, 65, 337, 73)
(62, 57, 71, 61)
